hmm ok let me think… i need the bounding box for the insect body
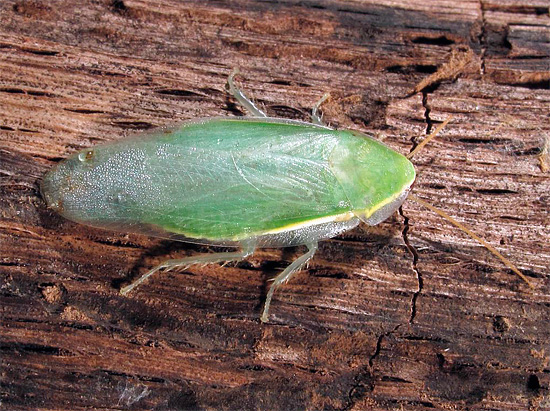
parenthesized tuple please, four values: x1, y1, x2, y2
(43, 72, 527, 322)
(41, 73, 415, 322)
(42, 118, 414, 243)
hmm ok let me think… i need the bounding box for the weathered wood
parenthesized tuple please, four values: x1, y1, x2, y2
(1, 0, 549, 409)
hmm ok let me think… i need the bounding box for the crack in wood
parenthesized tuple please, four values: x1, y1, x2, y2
(399, 207, 422, 325)
(421, 90, 433, 135)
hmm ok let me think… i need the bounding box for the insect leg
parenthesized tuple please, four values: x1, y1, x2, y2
(120, 241, 256, 296)
(261, 242, 319, 323)
(311, 92, 330, 126)
(225, 69, 267, 118)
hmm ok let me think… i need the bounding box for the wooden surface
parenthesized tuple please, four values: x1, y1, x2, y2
(1, 0, 549, 409)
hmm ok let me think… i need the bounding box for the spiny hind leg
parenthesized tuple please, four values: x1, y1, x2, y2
(225, 69, 267, 118)
(261, 242, 319, 323)
(120, 241, 256, 295)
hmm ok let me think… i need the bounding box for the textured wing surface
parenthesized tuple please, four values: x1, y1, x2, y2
(91, 119, 352, 240)
(51, 119, 354, 241)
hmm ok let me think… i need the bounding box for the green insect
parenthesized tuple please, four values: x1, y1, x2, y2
(41, 71, 531, 322)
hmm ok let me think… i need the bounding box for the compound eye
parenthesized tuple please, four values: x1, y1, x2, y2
(78, 150, 94, 162)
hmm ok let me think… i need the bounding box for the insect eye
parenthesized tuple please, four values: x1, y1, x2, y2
(78, 150, 95, 162)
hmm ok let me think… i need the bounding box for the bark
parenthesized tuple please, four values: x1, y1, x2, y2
(1, 0, 549, 409)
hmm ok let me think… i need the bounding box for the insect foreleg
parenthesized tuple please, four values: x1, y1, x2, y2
(311, 92, 331, 126)
(225, 69, 267, 118)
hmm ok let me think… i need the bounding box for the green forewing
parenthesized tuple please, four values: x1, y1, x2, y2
(46, 118, 414, 242)
(73, 119, 352, 240)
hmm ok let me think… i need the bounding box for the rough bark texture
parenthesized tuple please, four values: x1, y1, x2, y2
(1, 1, 549, 410)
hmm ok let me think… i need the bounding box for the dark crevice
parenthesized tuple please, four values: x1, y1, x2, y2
(341, 366, 374, 411)
(513, 147, 542, 156)
(86, 68, 127, 77)
(527, 374, 541, 391)
(0, 87, 24, 94)
(427, 183, 447, 190)
(397, 86, 431, 329)
(381, 376, 412, 383)
(87, 236, 145, 249)
(412, 36, 455, 46)
(499, 215, 526, 222)
(21, 48, 59, 56)
(0, 87, 57, 97)
(44, 156, 65, 162)
(0, 261, 28, 268)
(155, 89, 204, 98)
(476, 188, 518, 195)
(509, 55, 549, 60)
(64, 108, 105, 114)
(403, 334, 447, 343)
(386, 64, 438, 74)
(269, 79, 292, 86)
(421, 91, 433, 134)
(508, 80, 550, 90)
(0, 343, 72, 356)
(58, 322, 94, 331)
(503, 30, 513, 51)
(110, 0, 127, 13)
(400, 207, 422, 325)
(310, 269, 352, 279)
(345, 322, 409, 409)
(492, 315, 509, 333)
(112, 121, 155, 130)
(368, 323, 403, 368)
(458, 137, 510, 145)
(238, 364, 273, 372)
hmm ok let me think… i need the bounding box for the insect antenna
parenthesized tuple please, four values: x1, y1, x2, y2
(407, 117, 453, 159)
(408, 194, 534, 289)
(405, 116, 533, 288)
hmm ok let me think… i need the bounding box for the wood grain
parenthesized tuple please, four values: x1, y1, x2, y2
(1, 0, 549, 409)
